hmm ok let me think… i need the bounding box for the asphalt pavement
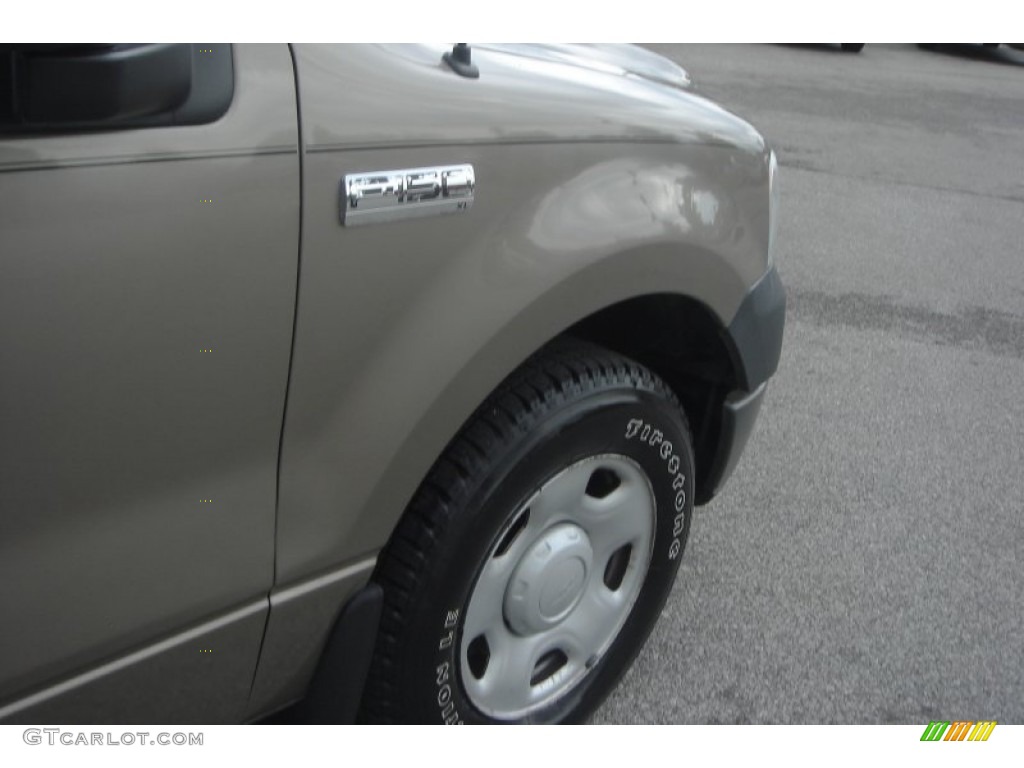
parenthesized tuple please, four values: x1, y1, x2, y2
(594, 44, 1024, 724)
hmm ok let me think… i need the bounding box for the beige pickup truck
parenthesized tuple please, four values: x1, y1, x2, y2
(0, 43, 784, 724)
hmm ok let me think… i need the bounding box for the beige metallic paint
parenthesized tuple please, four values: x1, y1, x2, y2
(1, 43, 776, 722)
(274, 45, 771, 587)
(0, 45, 298, 718)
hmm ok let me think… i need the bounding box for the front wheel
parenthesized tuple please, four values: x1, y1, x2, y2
(360, 341, 695, 723)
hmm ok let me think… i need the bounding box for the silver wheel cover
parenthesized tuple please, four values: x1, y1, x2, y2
(459, 454, 656, 719)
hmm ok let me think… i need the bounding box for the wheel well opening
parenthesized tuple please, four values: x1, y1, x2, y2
(566, 293, 739, 504)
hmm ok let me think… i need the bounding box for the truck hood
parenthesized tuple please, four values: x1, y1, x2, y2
(296, 45, 764, 159)
(476, 44, 692, 91)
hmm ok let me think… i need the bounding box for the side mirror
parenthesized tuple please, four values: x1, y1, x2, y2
(10, 44, 192, 126)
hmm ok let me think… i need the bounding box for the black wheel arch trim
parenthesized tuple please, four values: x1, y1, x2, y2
(299, 582, 384, 724)
(724, 265, 786, 394)
(697, 266, 784, 504)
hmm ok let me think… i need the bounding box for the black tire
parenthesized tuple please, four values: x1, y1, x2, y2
(360, 340, 695, 723)
(841, 43, 865, 53)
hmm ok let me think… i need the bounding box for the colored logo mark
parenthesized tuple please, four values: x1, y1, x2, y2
(920, 721, 996, 742)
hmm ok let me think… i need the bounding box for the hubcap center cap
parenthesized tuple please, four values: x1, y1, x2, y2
(504, 523, 593, 635)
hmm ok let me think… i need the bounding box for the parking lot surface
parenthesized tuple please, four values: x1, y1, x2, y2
(595, 43, 1024, 724)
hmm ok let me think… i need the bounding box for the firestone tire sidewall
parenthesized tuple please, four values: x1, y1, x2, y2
(395, 388, 694, 724)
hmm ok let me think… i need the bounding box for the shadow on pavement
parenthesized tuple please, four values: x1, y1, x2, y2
(777, 43, 863, 55)
(917, 43, 1024, 67)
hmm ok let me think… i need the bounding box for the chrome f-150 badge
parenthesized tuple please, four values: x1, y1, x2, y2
(341, 164, 475, 226)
